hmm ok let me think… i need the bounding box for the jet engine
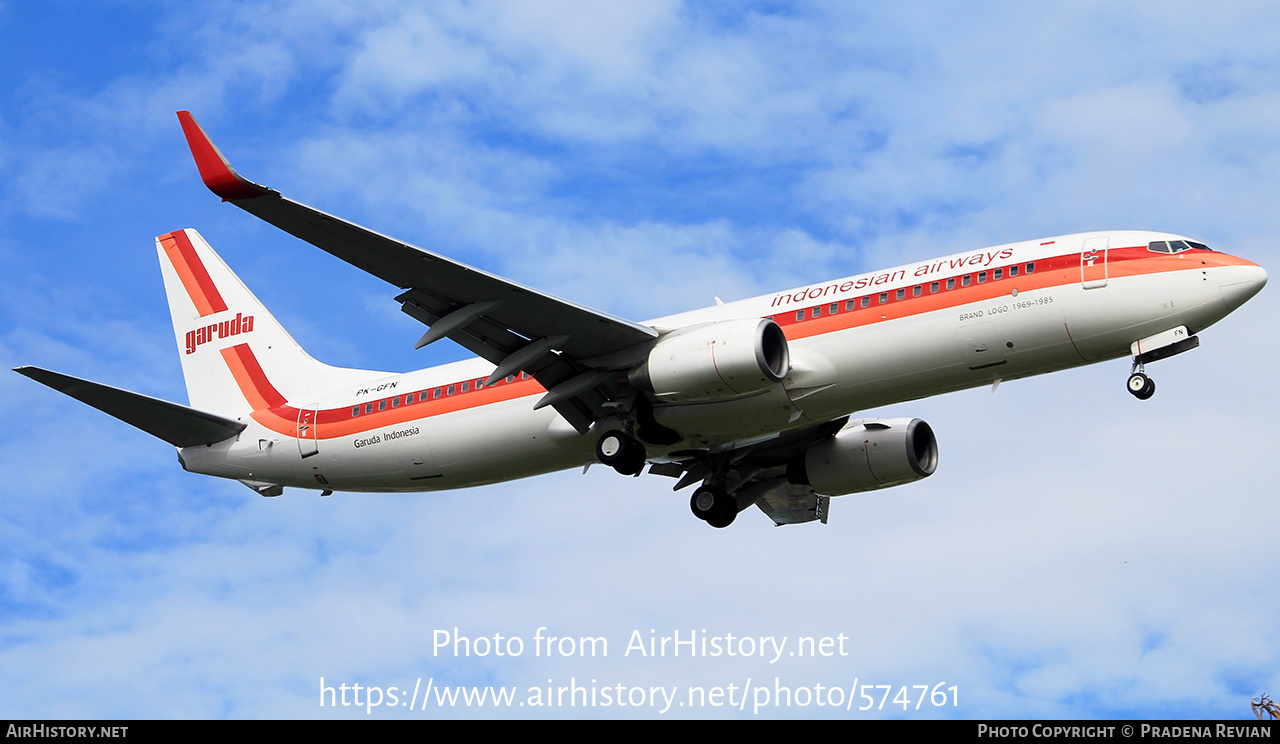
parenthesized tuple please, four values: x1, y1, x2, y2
(787, 418, 938, 495)
(630, 318, 790, 403)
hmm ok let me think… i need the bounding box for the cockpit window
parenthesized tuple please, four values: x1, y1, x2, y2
(1149, 239, 1214, 254)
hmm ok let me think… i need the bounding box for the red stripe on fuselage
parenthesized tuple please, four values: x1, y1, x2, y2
(214, 248, 1253, 442)
(217, 342, 548, 440)
(772, 247, 1244, 341)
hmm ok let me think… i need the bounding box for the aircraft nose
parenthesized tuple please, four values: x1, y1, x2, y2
(1218, 264, 1268, 310)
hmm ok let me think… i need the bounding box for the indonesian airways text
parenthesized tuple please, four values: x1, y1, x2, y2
(771, 248, 1015, 308)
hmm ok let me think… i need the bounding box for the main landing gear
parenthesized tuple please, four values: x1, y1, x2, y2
(595, 430, 647, 476)
(595, 429, 741, 529)
(689, 484, 738, 529)
(1127, 365, 1155, 400)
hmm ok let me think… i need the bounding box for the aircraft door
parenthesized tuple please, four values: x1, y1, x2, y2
(297, 405, 319, 458)
(1081, 236, 1109, 289)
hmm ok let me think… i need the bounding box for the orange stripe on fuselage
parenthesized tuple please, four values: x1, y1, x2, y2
(218, 344, 299, 435)
(217, 342, 548, 440)
(775, 247, 1249, 341)
(159, 230, 228, 317)
(210, 248, 1255, 442)
(308, 377, 546, 440)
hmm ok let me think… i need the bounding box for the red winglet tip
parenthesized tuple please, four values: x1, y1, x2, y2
(176, 111, 273, 202)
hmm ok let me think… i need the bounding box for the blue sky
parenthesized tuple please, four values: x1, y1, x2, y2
(2, 1, 1278, 719)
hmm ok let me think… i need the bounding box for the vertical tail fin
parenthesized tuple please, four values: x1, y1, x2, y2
(157, 228, 385, 417)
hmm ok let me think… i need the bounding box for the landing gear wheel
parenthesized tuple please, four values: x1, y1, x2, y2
(690, 485, 737, 528)
(615, 445, 647, 476)
(1127, 373, 1155, 400)
(706, 505, 737, 529)
(595, 431, 647, 476)
(690, 486, 719, 521)
(595, 431, 628, 465)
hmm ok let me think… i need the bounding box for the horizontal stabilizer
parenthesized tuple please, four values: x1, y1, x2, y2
(14, 366, 246, 447)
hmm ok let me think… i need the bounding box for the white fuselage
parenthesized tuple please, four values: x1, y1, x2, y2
(178, 230, 1263, 493)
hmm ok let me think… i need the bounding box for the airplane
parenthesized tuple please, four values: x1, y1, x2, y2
(15, 111, 1268, 528)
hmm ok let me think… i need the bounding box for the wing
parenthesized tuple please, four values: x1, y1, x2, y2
(177, 111, 658, 432)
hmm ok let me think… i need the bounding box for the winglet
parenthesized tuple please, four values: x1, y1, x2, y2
(176, 111, 276, 202)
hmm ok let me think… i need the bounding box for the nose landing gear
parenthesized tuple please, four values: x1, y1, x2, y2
(1127, 357, 1156, 400)
(1127, 370, 1155, 400)
(1124, 327, 1201, 401)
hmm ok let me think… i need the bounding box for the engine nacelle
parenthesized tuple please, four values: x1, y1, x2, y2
(631, 318, 790, 403)
(789, 418, 938, 495)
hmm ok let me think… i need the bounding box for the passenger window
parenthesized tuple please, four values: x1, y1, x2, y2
(378, 400, 386, 411)
(351, 406, 360, 418)
(796, 310, 804, 322)
(506, 376, 515, 384)
(365, 403, 373, 414)
(1026, 262, 1035, 273)
(433, 388, 441, 399)
(812, 307, 821, 318)
(879, 292, 888, 304)
(978, 271, 987, 283)
(829, 303, 838, 315)
(419, 391, 428, 402)
(896, 288, 905, 300)
(930, 281, 939, 293)
(913, 285, 922, 297)
(860, 296, 869, 308)
(994, 268, 1003, 280)
(946, 278, 955, 290)
(391, 396, 399, 408)
(461, 382, 470, 393)
(475, 379, 484, 389)
(1009, 265, 1018, 277)
(405, 394, 413, 405)
(447, 385, 455, 396)
(521, 372, 531, 380)
(962, 275, 971, 287)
